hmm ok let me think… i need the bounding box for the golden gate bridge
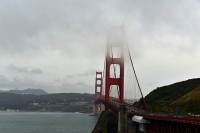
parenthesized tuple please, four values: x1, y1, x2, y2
(93, 30, 200, 133)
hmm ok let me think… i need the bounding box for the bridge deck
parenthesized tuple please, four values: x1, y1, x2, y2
(95, 98, 200, 126)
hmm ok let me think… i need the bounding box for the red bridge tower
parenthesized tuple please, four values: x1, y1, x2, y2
(94, 71, 103, 113)
(105, 43, 124, 110)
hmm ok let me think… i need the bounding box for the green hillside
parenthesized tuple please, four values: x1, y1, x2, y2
(145, 78, 200, 113)
(171, 86, 200, 113)
(172, 86, 200, 104)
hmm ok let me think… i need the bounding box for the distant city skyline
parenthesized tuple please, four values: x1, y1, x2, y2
(0, 0, 200, 96)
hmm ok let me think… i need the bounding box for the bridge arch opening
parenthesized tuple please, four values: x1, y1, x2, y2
(110, 85, 120, 100)
(96, 74, 102, 78)
(96, 86, 101, 92)
(109, 64, 120, 78)
(96, 80, 101, 85)
(109, 46, 122, 58)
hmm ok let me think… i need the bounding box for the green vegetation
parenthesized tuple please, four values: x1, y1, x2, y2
(171, 86, 200, 113)
(145, 78, 200, 114)
(0, 93, 94, 112)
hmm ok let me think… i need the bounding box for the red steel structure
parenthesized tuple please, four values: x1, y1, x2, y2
(94, 40, 200, 132)
(105, 43, 124, 110)
(94, 71, 103, 113)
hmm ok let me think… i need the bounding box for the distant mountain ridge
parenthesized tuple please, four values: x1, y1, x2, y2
(0, 92, 94, 112)
(3, 88, 48, 95)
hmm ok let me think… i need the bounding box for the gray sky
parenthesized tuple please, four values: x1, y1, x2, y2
(0, 0, 200, 95)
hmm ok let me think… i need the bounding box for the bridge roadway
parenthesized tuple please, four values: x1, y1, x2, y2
(95, 96, 200, 132)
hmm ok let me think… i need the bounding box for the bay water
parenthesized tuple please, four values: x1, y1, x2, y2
(0, 111, 98, 133)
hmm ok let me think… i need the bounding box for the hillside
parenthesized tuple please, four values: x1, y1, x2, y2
(171, 86, 200, 113)
(172, 86, 200, 104)
(0, 93, 94, 112)
(6, 88, 48, 95)
(145, 78, 200, 113)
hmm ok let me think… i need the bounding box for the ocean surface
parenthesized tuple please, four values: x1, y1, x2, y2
(0, 111, 98, 133)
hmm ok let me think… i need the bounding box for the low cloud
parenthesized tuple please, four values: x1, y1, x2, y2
(79, 69, 96, 77)
(0, 0, 200, 94)
(65, 69, 96, 79)
(8, 64, 28, 73)
(8, 64, 42, 74)
(30, 69, 42, 74)
(0, 75, 9, 84)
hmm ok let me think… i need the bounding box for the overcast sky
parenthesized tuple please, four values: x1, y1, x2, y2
(0, 0, 200, 95)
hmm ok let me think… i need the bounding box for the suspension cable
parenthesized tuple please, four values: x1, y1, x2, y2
(126, 42, 147, 110)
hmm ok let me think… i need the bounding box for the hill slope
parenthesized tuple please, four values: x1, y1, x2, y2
(171, 86, 200, 113)
(0, 93, 94, 112)
(172, 86, 200, 104)
(6, 88, 48, 95)
(145, 78, 200, 113)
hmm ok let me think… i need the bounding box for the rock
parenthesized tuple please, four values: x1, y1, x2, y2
(92, 110, 118, 133)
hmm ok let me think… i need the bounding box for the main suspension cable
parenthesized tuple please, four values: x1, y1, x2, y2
(126, 41, 147, 110)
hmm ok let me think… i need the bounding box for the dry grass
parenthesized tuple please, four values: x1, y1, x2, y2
(172, 86, 200, 105)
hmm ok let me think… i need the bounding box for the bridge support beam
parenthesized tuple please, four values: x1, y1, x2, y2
(94, 71, 103, 114)
(118, 104, 127, 133)
(105, 43, 124, 110)
(132, 116, 149, 133)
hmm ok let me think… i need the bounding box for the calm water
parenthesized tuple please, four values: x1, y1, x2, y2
(0, 112, 98, 133)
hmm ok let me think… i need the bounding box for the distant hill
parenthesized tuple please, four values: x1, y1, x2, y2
(0, 93, 94, 112)
(145, 78, 200, 113)
(6, 88, 48, 95)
